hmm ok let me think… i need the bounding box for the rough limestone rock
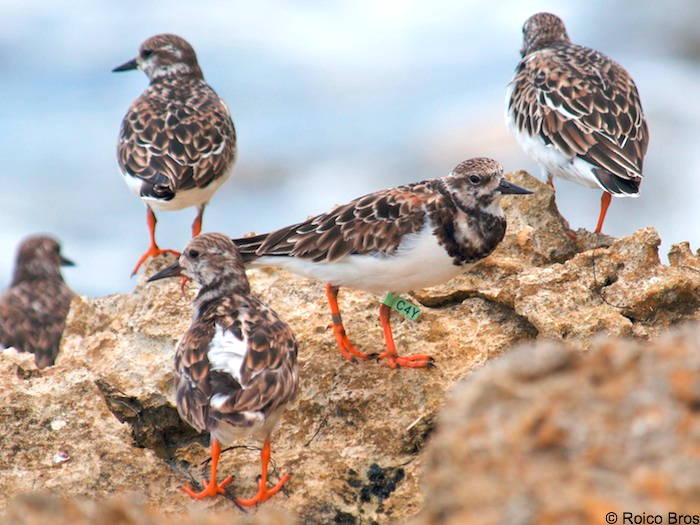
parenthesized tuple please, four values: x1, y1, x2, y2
(414, 171, 700, 345)
(414, 324, 700, 525)
(1, 171, 699, 523)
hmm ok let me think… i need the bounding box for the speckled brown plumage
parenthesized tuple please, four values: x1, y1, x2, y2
(0, 236, 75, 369)
(114, 34, 236, 275)
(507, 12, 648, 198)
(174, 291, 298, 440)
(233, 158, 532, 369)
(147, 233, 297, 504)
(116, 34, 236, 202)
(235, 158, 517, 268)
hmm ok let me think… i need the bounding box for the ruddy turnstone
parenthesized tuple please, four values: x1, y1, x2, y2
(114, 34, 236, 276)
(232, 158, 531, 369)
(147, 233, 298, 506)
(0, 235, 75, 369)
(506, 12, 649, 234)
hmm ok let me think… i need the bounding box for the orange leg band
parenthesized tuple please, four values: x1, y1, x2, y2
(324, 284, 371, 361)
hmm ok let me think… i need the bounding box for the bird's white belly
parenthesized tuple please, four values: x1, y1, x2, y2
(122, 165, 233, 212)
(252, 224, 466, 294)
(508, 119, 603, 190)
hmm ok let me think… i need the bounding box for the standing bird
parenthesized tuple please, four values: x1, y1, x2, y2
(0, 236, 75, 369)
(114, 34, 236, 276)
(232, 158, 531, 369)
(506, 12, 649, 234)
(148, 233, 298, 506)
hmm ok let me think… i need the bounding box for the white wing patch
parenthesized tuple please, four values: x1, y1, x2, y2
(208, 324, 247, 384)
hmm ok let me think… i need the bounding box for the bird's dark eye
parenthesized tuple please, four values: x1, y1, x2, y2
(188, 249, 199, 259)
(469, 175, 481, 185)
(142, 49, 153, 58)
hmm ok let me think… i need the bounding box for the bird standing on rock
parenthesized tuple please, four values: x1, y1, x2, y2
(0, 235, 75, 369)
(114, 34, 236, 276)
(233, 158, 531, 370)
(148, 233, 298, 506)
(506, 12, 649, 235)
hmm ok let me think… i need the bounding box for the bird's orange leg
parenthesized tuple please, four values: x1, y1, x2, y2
(325, 284, 371, 361)
(594, 191, 612, 234)
(235, 438, 290, 507)
(181, 438, 233, 500)
(131, 207, 180, 276)
(377, 304, 433, 369)
(191, 204, 206, 238)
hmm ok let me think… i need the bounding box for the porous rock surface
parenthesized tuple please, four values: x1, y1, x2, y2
(1, 172, 699, 523)
(413, 324, 700, 525)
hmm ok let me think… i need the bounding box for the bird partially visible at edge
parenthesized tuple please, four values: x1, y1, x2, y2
(0, 235, 75, 369)
(506, 12, 649, 235)
(114, 33, 236, 276)
(232, 158, 532, 370)
(148, 233, 298, 506)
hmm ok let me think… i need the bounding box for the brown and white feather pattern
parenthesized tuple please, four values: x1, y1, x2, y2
(507, 13, 648, 195)
(0, 236, 74, 369)
(233, 158, 521, 294)
(161, 233, 298, 445)
(175, 296, 298, 443)
(116, 34, 236, 210)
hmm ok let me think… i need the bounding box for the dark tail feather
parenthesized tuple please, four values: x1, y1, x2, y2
(592, 168, 641, 196)
(232, 234, 268, 262)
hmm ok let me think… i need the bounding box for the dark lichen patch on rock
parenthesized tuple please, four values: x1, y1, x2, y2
(352, 463, 405, 504)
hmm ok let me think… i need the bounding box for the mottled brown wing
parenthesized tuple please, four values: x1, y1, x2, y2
(173, 322, 216, 433)
(117, 79, 236, 200)
(174, 298, 298, 432)
(235, 183, 438, 262)
(212, 299, 298, 425)
(509, 44, 648, 193)
(0, 281, 73, 368)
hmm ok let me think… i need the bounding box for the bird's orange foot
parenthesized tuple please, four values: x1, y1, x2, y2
(131, 247, 180, 276)
(377, 351, 434, 369)
(179, 275, 192, 294)
(331, 325, 373, 362)
(235, 473, 291, 507)
(181, 475, 234, 500)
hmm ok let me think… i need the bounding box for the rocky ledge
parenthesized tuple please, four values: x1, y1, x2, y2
(1, 172, 699, 524)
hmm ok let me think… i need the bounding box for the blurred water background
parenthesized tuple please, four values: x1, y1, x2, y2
(1, 0, 699, 296)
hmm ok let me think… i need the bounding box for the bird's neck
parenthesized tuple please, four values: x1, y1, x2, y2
(149, 68, 204, 85)
(11, 264, 63, 287)
(192, 277, 251, 319)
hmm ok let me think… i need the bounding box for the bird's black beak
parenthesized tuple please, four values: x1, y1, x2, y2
(112, 58, 138, 72)
(60, 255, 75, 267)
(147, 261, 183, 282)
(498, 178, 533, 195)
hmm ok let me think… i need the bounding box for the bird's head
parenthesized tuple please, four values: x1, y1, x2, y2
(112, 33, 203, 81)
(520, 12, 570, 56)
(444, 158, 532, 213)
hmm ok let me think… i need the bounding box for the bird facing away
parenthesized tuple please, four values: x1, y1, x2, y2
(233, 158, 531, 369)
(114, 34, 237, 276)
(148, 233, 298, 506)
(506, 12, 648, 234)
(0, 236, 75, 369)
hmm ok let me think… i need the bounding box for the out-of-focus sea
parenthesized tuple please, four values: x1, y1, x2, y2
(1, 0, 699, 296)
